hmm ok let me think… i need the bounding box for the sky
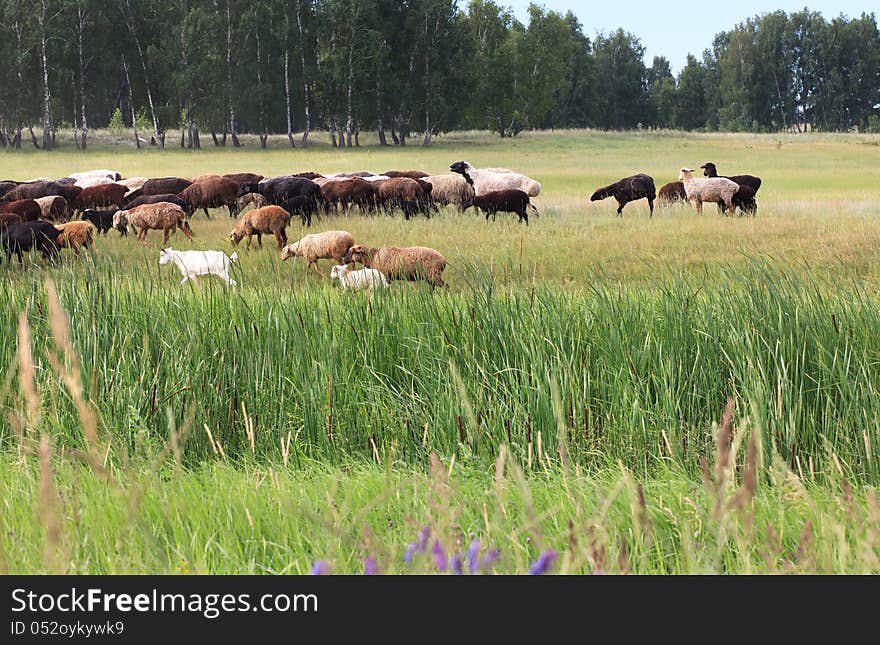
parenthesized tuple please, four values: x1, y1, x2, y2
(497, 1, 878, 73)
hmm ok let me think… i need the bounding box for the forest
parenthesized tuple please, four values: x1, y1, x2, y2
(0, 0, 878, 150)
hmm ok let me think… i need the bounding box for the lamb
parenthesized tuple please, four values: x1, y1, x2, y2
(281, 195, 320, 226)
(343, 244, 447, 289)
(35, 195, 70, 221)
(235, 192, 267, 214)
(159, 247, 238, 286)
(280, 230, 354, 274)
(465, 189, 537, 225)
(590, 174, 656, 217)
(330, 264, 389, 291)
(656, 181, 688, 206)
(424, 174, 475, 210)
(81, 208, 120, 235)
(178, 177, 241, 219)
(228, 205, 291, 250)
(113, 202, 194, 246)
(449, 161, 541, 197)
(56, 221, 96, 255)
(679, 167, 739, 215)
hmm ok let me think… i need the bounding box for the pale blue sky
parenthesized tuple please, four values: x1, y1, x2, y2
(495, 1, 877, 73)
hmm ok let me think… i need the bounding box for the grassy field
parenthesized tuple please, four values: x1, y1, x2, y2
(2, 129, 880, 574)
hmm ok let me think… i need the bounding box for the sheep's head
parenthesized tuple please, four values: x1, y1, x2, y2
(679, 168, 694, 181)
(330, 265, 348, 282)
(112, 211, 128, 234)
(159, 248, 174, 265)
(700, 162, 717, 178)
(237, 183, 259, 198)
(343, 245, 369, 266)
(228, 229, 245, 245)
(590, 188, 608, 202)
(449, 161, 473, 176)
(280, 242, 299, 261)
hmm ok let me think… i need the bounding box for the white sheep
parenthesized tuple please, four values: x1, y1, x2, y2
(159, 247, 238, 286)
(424, 174, 475, 210)
(330, 264, 390, 291)
(678, 167, 739, 215)
(449, 161, 541, 197)
(68, 169, 122, 183)
(74, 176, 114, 189)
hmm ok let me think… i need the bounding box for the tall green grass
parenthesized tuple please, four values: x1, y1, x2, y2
(3, 260, 879, 483)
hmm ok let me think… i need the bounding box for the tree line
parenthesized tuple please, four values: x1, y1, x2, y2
(0, 0, 878, 151)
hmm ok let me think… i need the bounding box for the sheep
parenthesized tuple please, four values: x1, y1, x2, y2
(465, 189, 537, 225)
(281, 195, 320, 226)
(679, 167, 739, 215)
(56, 221, 96, 255)
(383, 170, 429, 179)
(700, 162, 762, 193)
(159, 247, 238, 286)
(125, 193, 188, 211)
(223, 172, 265, 187)
(73, 183, 128, 214)
(373, 178, 429, 219)
(34, 195, 70, 221)
(343, 244, 447, 289)
(68, 169, 122, 183)
(330, 264, 389, 291)
(81, 208, 120, 235)
(280, 230, 354, 274)
(238, 176, 320, 206)
(656, 181, 688, 206)
(113, 202, 194, 246)
(141, 177, 193, 196)
(2, 181, 81, 204)
(449, 161, 541, 197)
(74, 176, 114, 189)
(0, 213, 24, 229)
(319, 178, 378, 214)
(178, 177, 241, 219)
(118, 176, 149, 195)
(228, 205, 291, 250)
(0, 221, 62, 264)
(423, 174, 475, 211)
(0, 181, 21, 199)
(590, 174, 656, 217)
(731, 185, 758, 216)
(0, 199, 41, 221)
(190, 173, 222, 183)
(235, 192, 267, 214)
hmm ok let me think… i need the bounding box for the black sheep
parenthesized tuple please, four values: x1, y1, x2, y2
(81, 208, 122, 235)
(1, 220, 63, 264)
(700, 162, 762, 192)
(281, 194, 320, 227)
(237, 176, 321, 206)
(124, 194, 188, 211)
(590, 173, 656, 217)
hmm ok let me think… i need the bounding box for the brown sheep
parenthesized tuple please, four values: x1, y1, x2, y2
(190, 173, 222, 183)
(383, 170, 429, 179)
(2, 181, 81, 205)
(228, 205, 291, 250)
(235, 193, 267, 214)
(320, 178, 378, 213)
(141, 177, 193, 196)
(343, 244, 447, 289)
(0, 199, 41, 221)
(657, 181, 688, 206)
(224, 172, 265, 187)
(113, 202, 194, 246)
(280, 230, 354, 274)
(179, 177, 241, 219)
(56, 221, 96, 255)
(34, 195, 70, 221)
(374, 178, 429, 220)
(465, 189, 536, 225)
(73, 183, 128, 214)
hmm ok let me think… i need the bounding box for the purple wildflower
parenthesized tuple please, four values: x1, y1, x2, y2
(480, 549, 500, 572)
(451, 554, 464, 575)
(528, 550, 558, 575)
(310, 560, 331, 575)
(364, 556, 379, 576)
(468, 540, 481, 574)
(404, 543, 417, 564)
(432, 539, 447, 572)
(417, 527, 431, 553)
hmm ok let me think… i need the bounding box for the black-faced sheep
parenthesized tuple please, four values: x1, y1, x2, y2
(590, 174, 656, 217)
(343, 244, 447, 289)
(449, 161, 541, 197)
(700, 162, 762, 193)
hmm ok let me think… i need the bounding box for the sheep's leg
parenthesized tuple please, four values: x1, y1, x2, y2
(245, 234, 252, 252)
(203, 206, 211, 219)
(695, 200, 703, 215)
(310, 261, 322, 276)
(647, 198, 654, 218)
(616, 199, 625, 216)
(162, 227, 171, 245)
(256, 233, 263, 248)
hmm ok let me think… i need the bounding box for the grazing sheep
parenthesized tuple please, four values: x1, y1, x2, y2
(238, 176, 320, 206)
(0, 199, 41, 221)
(235, 192, 267, 214)
(343, 244, 447, 289)
(465, 189, 537, 225)
(73, 183, 128, 214)
(159, 247, 238, 286)
(590, 174, 656, 217)
(656, 181, 688, 206)
(281, 195, 320, 226)
(330, 264, 389, 291)
(228, 205, 291, 250)
(374, 177, 429, 219)
(190, 173, 222, 184)
(449, 161, 541, 197)
(125, 193, 188, 211)
(179, 177, 241, 219)
(56, 221, 96, 255)
(700, 162, 762, 193)
(141, 177, 193, 196)
(113, 202, 194, 246)
(280, 230, 354, 274)
(34, 195, 70, 221)
(679, 167, 738, 215)
(81, 209, 120, 235)
(731, 185, 758, 216)
(0, 221, 62, 264)
(423, 174, 475, 211)
(320, 178, 378, 214)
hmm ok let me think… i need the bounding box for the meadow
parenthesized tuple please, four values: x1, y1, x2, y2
(2, 129, 880, 574)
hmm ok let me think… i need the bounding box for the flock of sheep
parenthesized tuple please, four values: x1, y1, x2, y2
(0, 159, 761, 288)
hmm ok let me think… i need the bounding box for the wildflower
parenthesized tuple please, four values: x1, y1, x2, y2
(364, 556, 379, 576)
(417, 527, 431, 552)
(529, 550, 558, 575)
(432, 540, 447, 572)
(404, 543, 417, 564)
(451, 554, 464, 575)
(467, 540, 481, 574)
(310, 560, 331, 575)
(480, 549, 500, 572)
